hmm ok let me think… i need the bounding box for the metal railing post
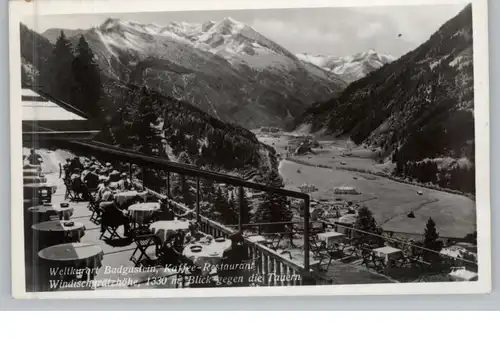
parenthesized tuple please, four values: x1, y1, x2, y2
(141, 167, 146, 189)
(238, 185, 244, 233)
(303, 195, 310, 272)
(166, 171, 170, 197)
(196, 176, 200, 223)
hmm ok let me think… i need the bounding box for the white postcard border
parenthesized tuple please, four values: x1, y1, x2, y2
(9, 0, 491, 299)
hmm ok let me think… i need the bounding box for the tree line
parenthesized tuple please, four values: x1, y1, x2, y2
(356, 206, 446, 264)
(392, 151, 475, 194)
(24, 26, 295, 232)
(30, 30, 105, 120)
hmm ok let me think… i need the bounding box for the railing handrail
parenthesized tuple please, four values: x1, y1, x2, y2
(143, 185, 309, 274)
(70, 140, 308, 199)
(215, 217, 478, 267)
(325, 220, 478, 266)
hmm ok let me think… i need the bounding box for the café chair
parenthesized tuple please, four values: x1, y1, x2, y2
(130, 234, 163, 267)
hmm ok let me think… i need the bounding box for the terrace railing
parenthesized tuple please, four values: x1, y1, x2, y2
(144, 186, 307, 286)
(68, 140, 314, 286)
(325, 220, 478, 271)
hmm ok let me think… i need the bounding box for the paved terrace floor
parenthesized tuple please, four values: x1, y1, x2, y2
(26, 173, 394, 293)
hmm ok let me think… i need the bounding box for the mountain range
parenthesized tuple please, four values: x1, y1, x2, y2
(20, 5, 475, 192)
(19, 23, 278, 180)
(296, 49, 396, 84)
(41, 17, 347, 129)
(295, 4, 474, 165)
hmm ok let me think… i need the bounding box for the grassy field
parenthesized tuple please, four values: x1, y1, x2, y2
(255, 132, 476, 238)
(258, 134, 387, 172)
(278, 159, 476, 239)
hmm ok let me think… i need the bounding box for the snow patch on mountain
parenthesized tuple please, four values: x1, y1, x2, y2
(297, 49, 396, 83)
(39, 16, 346, 129)
(92, 16, 305, 71)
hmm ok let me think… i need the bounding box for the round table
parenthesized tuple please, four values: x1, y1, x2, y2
(32, 220, 86, 249)
(150, 220, 190, 244)
(128, 202, 160, 224)
(114, 190, 149, 208)
(99, 201, 114, 209)
(38, 242, 104, 291)
(182, 239, 232, 276)
(24, 183, 57, 198)
(24, 176, 47, 184)
(24, 164, 41, 171)
(23, 169, 41, 177)
(29, 204, 74, 221)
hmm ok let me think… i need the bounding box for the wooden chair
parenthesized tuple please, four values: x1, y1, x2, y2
(360, 248, 374, 267)
(314, 243, 347, 272)
(99, 204, 126, 241)
(371, 253, 386, 272)
(262, 232, 286, 251)
(87, 193, 102, 224)
(64, 179, 79, 202)
(360, 248, 386, 272)
(308, 229, 329, 260)
(130, 234, 163, 267)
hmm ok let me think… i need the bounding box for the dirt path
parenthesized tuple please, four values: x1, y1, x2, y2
(378, 197, 439, 226)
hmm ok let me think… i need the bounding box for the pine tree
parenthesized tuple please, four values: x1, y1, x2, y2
(21, 66, 31, 87)
(422, 217, 443, 263)
(253, 170, 292, 233)
(179, 174, 194, 207)
(225, 193, 239, 225)
(71, 35, 103, 118)
(238, 189, 251, 225)
(355, 206, 384, 246)
(355, 206, 377, 231)
(137, 88, 163, 155)
(116, 86, 163, 156)
(213, 186, 229, 223)
(41, 31, 75, 103)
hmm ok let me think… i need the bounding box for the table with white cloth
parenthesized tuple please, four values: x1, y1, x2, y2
(24, 183, 57, 198)
(23, 176, 47, 184)
(32, 220, 86, 250)
(37, 242, 104, 291)
(150, 220, 190, 244)
(246, 235, 267, 244)
(182, 238, 232, 276)
(128, 202, 160, 224)
(24, 164, 42, 171)
(29, 204, 74, 222)
(372, 246, 403, 266)
(114, 190, 149, 208)
(23, 169, 41, 177)
(317, 231, 346, 247)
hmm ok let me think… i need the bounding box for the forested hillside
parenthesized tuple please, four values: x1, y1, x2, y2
(295, 5, 474, 193)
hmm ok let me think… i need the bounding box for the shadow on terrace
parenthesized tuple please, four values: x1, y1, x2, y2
(23, 140, 476, 293)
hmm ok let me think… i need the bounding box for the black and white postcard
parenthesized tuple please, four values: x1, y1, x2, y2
(9, 0, 491, 299)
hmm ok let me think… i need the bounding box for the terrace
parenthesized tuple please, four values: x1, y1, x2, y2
(23, 140, 478, 292)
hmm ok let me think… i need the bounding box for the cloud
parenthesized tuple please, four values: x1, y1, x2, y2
(357, 21, 384, 39)
(250, 18, 342, 46)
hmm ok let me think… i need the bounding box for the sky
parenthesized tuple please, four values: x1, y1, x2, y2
(24, 3, 468, 58)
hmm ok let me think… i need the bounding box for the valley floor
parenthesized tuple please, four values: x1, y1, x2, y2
(258, 134, 476, 239)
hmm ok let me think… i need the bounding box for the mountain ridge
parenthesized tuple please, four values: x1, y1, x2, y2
(295, 4, 474, 165)
(296, 49, 396, 84)
(40, 17, 347, 129)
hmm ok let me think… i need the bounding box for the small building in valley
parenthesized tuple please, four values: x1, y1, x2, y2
(334, 186, 360, 195)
